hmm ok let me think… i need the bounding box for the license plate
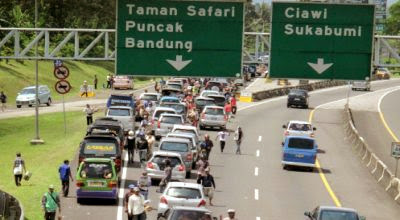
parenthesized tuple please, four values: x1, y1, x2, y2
(294, 98, 300, 101)
(211, 117, 218, 120)
(295, 154, 304, 158)
(88, 181, 105, 187)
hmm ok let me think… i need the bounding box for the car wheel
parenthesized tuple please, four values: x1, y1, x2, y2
(151, 179, 157, 186)
(304, 105, 309, 109)
(17, 105, 21, 108)
(283, 165, 288, 170)
(308, 167, 314, 172)
(77, 198, 82, 204)
(199, 125, 204, 130)
(185, 171, 191, 178)
(46, 98, 51, 106)
(28, 104, 32, 107)
(287, 103, 290, 108)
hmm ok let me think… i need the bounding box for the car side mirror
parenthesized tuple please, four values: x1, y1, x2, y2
(282, 125, 287, 129)
(359, 216, 366, 220)
(313, 127, 317, 131)
(304, 211, 311, 218)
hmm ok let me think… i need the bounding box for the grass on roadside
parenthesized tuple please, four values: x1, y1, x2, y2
(0, 111, 94, 219)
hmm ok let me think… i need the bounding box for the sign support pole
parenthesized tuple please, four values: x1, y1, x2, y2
(395, 158, 399, 178)
(62, 94, 67, 135)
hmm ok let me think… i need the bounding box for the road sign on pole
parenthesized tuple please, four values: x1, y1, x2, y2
(116, 0, 244, 77)
(54, 66, 70, 80)
(55, 80, 71, 94)
(269, 2, 375, 80)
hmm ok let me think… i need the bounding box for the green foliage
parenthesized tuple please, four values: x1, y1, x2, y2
(385, 1, 400, 35)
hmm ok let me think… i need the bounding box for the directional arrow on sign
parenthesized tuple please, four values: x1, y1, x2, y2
(166, 55, 192, 71)
(307, 58, 333, 74)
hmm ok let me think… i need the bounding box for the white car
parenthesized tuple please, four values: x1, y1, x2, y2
(157, 182, 207, 218)
(200, 90, 219, 98)
(145, 151, 186, 184)
(282, 120, 316, 138)
(155, 114, 184, 139)
(171, 125, 200, 143)
(151, 107, 178, 132)
(351, 81, 371, 91)
(139, 92, 161, 104)
(199, 106, 227, 130)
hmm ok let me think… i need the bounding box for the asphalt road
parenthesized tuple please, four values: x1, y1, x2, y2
(60, 79, 400, 220)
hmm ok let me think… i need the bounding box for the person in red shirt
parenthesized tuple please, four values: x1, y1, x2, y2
(224, 101, 232, 120)
(230, 95, 237, 115)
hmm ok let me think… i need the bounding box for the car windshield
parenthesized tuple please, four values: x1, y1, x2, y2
(152, 156, 181, 167)
(205, 108, 224, 115)
(196, 99, 215, 106)
(174, 129, 196, 136)
(160, 142, 188, 152)
(79, 162, 113, 179)
(21, 88, 35, 94)
(170, 210, 212, 220)
(287, 138, 314, 150)
(289, 90, 307, 96)
(210, 97, 226, 103)
(289, 123, 312, 131)
(108, 108, 131, 116)
(167, 84, 182, 90)
(161, 116, 183, 124)
(161, 104, 185, 113)
(320, 210, 358, 220)
(161, 98, 179, 103)
(155, 110, 176, 119)
(141, 95, 158, 101)
(83, 142, 117, 155)
(166, 187, 202, 199)
(202, 91, 218, 97)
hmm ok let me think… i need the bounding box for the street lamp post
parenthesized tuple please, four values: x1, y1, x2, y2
(30, 0, 44, 145)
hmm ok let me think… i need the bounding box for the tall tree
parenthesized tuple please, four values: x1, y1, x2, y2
(385, 1, 400, 35)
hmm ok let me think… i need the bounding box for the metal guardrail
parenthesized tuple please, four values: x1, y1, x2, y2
(0, 190, 24, 220)
(0, 28, 399, 67)
(343, 105, 400, 204)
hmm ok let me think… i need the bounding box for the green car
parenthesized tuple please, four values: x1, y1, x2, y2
(76, 158, 118, 204)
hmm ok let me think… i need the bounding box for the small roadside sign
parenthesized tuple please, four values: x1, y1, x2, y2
(54, 59, 63, 67)
(55, 80, 71, 94)
(54, 66, 70, 80)
(391, 142, 400, 158)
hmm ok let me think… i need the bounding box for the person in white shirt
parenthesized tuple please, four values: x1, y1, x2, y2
(127, 187, 146, 220)
(223, 209, 238, 220)
(215, 129, 229, 153)
(83, 104, 97, 125)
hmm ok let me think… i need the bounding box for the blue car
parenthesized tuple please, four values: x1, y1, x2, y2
(160, 96, 180, 104)
(282, 136, 317, 171)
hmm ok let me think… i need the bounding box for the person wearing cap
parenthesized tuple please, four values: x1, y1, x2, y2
(124, 184, 136, 218)
(223, 209, 238, 220)
(81, 80, 89, 97)
(127, 130, 136, 164)
(127, 187, 146, 220)
(197, 167, 216, 206)
(41, 185, 61, 220)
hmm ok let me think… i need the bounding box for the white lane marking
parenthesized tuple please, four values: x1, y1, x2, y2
(117, 152, 129, 220)
(378, 87, 400, 113)
(255, 167, 259, 176)
(256, 217, 261, 220)
(258, 135, 262, 142)
(256, 150, 260, 157)
(255, 189, 259, 200)
(244, 78, 261, 90)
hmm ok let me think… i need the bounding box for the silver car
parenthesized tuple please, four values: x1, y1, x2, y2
(158, 137, 193, 177)
(16, 85, 52, 108)
(151, 107, 177, 133)
(167, 132, 199, 165)
(145, 151, 186, 184)
(105, 106, 135, 133)
(155, 114, 184, 139)
(351, 80, 371, 91)
(199, 106, 227, 130)
(157, 182, 207, 218)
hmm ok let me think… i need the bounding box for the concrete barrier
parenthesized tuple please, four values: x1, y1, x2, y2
(343, 105, 400, 205)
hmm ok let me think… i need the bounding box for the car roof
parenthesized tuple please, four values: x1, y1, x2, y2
(170, 206, 211, 212)
(204, 105, 224, 109)
(84, 135, 119, 141)
(160, 137, 191, 143)
(195, 96, 215, 101)
(152, 150, 183, 159)
(173, 124, 197, 130)
(318, 206, 358, 213)
(84, 158, 113, 163)
(154, 107, 177, 112)
(161, 102, 184, 106)
(160, 113, 182, 118)
(168, 132, 196, 138)
(288, 120, 311, 125)
(161, 96, 179, 100)
(166, 181, 203, 189)
(140, 93, 159, 96)
(108, 106, 132, 110)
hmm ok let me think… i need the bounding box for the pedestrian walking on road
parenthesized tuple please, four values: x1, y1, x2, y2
(145, 132, 155, 160)
(203, 134, 214, 160)
(124, 184, 136, 219)
(127, 131, 136, 164)
(106, 74, 111, 88)
(136, 132, 149, 167)
(81, 80, 89, 97)
(138, 171, 151, 200)
(159, 159, 172, 193)
(0, 91, 7, 112)
(223, 209, 238, 220)
(230, 95, 237, 116)
(127, 187, 147, 220)
(58, 160, 73, 197)
(216, 129, 229, 153)
(13, 152, 26, 186)
(234, 126, 243, 155)
(94, 75, 98, 90)
(197, 168, 216, 206)
(196, 156, 209, 178)
(83, 104, 96, 125)
(41, 185, 61, 220)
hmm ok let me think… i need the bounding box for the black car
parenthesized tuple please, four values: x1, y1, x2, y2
(87, 117, 126, 147)
(287, 89, 309, 109)
(78, 135, 122, 171)
(207, 94, 227, 107)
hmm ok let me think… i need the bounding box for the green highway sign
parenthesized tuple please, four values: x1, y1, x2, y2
(269, 2, 375, 80)
(116, 0, 244, 77)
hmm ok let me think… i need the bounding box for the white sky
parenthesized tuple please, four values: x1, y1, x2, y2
(253, 0, 396, 6)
